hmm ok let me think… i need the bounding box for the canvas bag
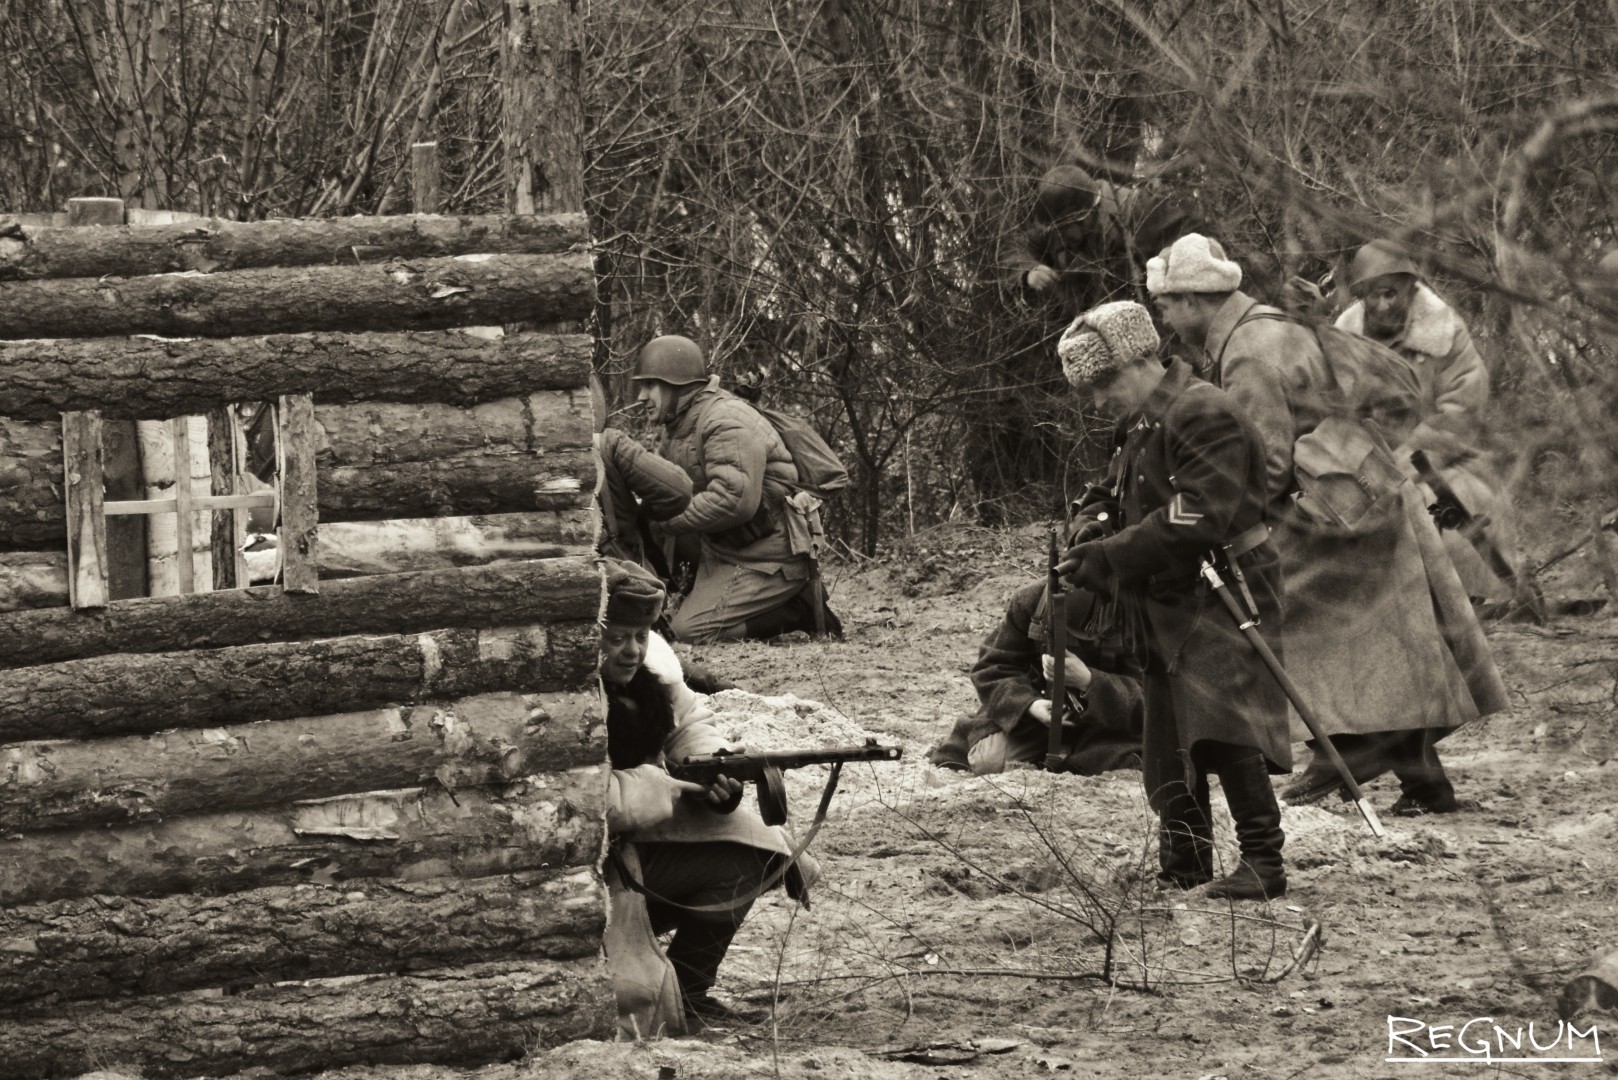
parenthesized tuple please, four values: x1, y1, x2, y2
(604, 846, 685, 1041)
(754, 405, 850, 498)
(1290, 414, 1408, 533)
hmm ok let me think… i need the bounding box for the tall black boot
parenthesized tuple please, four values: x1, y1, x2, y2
(1389, 729, 1457, 815)
(667, 916, 740, 1002)
(1206, 750, 1287, 901)
(1155, 771, 1214, 890)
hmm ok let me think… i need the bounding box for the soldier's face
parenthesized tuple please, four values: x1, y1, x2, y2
(1091, 360, 1161, 417)
(599, 623, 649, 685)
(1359, 274, 1417, 339)
(1153, 293, 1207, 346)
(635, 380, 679, 423)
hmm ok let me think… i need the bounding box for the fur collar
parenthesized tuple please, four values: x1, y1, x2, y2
(1336, 283, 1459, 358)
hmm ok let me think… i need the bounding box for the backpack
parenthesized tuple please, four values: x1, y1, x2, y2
(754, 405, 850, 498)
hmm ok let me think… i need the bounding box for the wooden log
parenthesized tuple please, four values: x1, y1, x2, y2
(319, 447, 596, 521)
(0, 524, 598, 626)
(0, 552, 68, 611)
(412, 142, 442, 213)
(0, 252, 592, 341)
(0, 690, 601, 830)
(0, 329, 593, 421)
(0, 957, 613, 1078)
(0, 212, 587, 281)
(61, 413, 108, 609)
(0, 766, 607, 906)
(0, 619, 599, 744)
(314, 390, 592, 468)
(278, 393, 320, 593)
(0, 414, 66, 551)
(0, 868, 604, 1010)
(318, 509, 597, 578)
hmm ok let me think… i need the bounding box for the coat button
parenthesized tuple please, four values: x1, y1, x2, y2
(1137, 474, 1146, 483)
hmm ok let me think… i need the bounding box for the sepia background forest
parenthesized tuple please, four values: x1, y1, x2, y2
(2, 0, 1615, 555)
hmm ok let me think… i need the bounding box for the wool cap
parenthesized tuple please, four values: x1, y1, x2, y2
(1058, 300, 1160, 390)
(603, 558, 665, 629)
(1145, 233, 1242, 295)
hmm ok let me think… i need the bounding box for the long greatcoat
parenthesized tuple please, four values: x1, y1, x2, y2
(1078, 360, 1291, 797)
(1203, 292, 1509, 742)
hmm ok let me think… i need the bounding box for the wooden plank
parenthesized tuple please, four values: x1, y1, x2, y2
(0, 868, 604, 1010)
(278, 393, 319, 593)
(171, 417, 195, 593)
(0, 956, 614, 1079)
(318, 447, 596, 521)
(0, 212, 587, 280)
(0, 765, 607, 906)
(0, 251, 593, 340)
(0, 619, 599, 743)
(0, 329, 592, 421)
(105, 492, 275, 514)
(0, 690, 601, 830)
(100, 418, 149, 598)
(61, 411, 109, 610)
(0, 519, 598, 622)
(412, 141, 442, 213)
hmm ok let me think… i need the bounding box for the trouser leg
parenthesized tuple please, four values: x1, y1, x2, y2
(1200, 742, 1286, 901)
(638, 841, 771, 1000)
(1389, 728, 1457, 813)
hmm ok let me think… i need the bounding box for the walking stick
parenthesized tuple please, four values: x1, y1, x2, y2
(1199, 558, 1386, 838)
(1045, 526, 1068, 772)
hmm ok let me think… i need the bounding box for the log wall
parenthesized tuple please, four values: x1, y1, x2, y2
(0, 205, 612, 1077)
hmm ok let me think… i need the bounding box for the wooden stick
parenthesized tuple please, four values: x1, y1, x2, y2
(171, 418, 195, 593)
(61, 411, 109, 610)
(105, 492, 276, 514)
(278, 393, 319, 593)
(412, 141, 442, 213)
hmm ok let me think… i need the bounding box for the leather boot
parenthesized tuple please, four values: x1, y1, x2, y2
(667, 916, 740, 1004)
(1206, 752, 1287, 901)
(1156, 772, 1214, 890)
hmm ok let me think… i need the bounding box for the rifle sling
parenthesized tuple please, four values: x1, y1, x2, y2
(611, 761, 844, 916)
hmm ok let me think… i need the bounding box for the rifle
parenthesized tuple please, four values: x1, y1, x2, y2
(1409, 449, 1483, 535)
(1045, 526, 1068, 771)
(667, 740, 902, 826)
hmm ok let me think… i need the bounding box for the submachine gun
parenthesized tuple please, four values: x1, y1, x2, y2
(667, 739, 902, 826)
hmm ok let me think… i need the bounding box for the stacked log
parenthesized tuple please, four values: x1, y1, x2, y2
(0, 208, 611, 1078)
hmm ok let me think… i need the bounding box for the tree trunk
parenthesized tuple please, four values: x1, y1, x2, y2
(314, 391, 591, 468)
(0, 690, 600, 830)
(0, 252, 592, 340)
(0, 767, 606, 906)
(0, 867, 603, 1009)
(502, 1, 586, 216)
(0, 212, 588, 280)
(0, 519, 599, 620)
(0, 620, 598, 744)
(318, 448, 595, 521)
(0, 330, 593, 421)
(0, 957, 613, 1079)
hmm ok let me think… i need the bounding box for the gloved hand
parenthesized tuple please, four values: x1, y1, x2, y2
(1025, 263, 1060, 291)
(1067, 514, 1110, 546)
(1056, 542, 1111, 595)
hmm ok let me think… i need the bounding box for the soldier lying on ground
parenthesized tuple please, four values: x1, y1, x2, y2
(633, 335, 841, 643)
(1145, 232, 1509, 817)
(927, 579, 1144, 776)
(1057, 299, 1292, 901)
(600, 559, 817, 1035)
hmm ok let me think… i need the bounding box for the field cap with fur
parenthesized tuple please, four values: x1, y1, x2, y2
(1146, 233, 1242, 295)
(603, 558, 665, 629)
(1058, 300, 1160, 390)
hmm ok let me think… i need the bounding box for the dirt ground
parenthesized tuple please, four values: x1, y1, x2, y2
(126, 522, 1618, 1080)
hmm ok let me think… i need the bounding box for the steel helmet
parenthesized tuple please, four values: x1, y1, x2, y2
(1035, 165, 1099, 223)
(1346, 240, 1422, 293)
(631, 335, 708, 386)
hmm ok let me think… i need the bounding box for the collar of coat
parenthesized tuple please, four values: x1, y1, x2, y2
(666, 374, 725, 426)
(1200, 290, 1266, 364)
(1335, 282, 1459, 359)
(1135, 357, 1198, 426)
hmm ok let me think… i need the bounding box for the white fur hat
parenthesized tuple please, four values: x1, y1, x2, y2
(1058, 300, 1160, 389)
(1145, 233, 1242, 295)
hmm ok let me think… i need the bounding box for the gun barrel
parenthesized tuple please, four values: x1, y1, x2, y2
(668, 744, 903, 782)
